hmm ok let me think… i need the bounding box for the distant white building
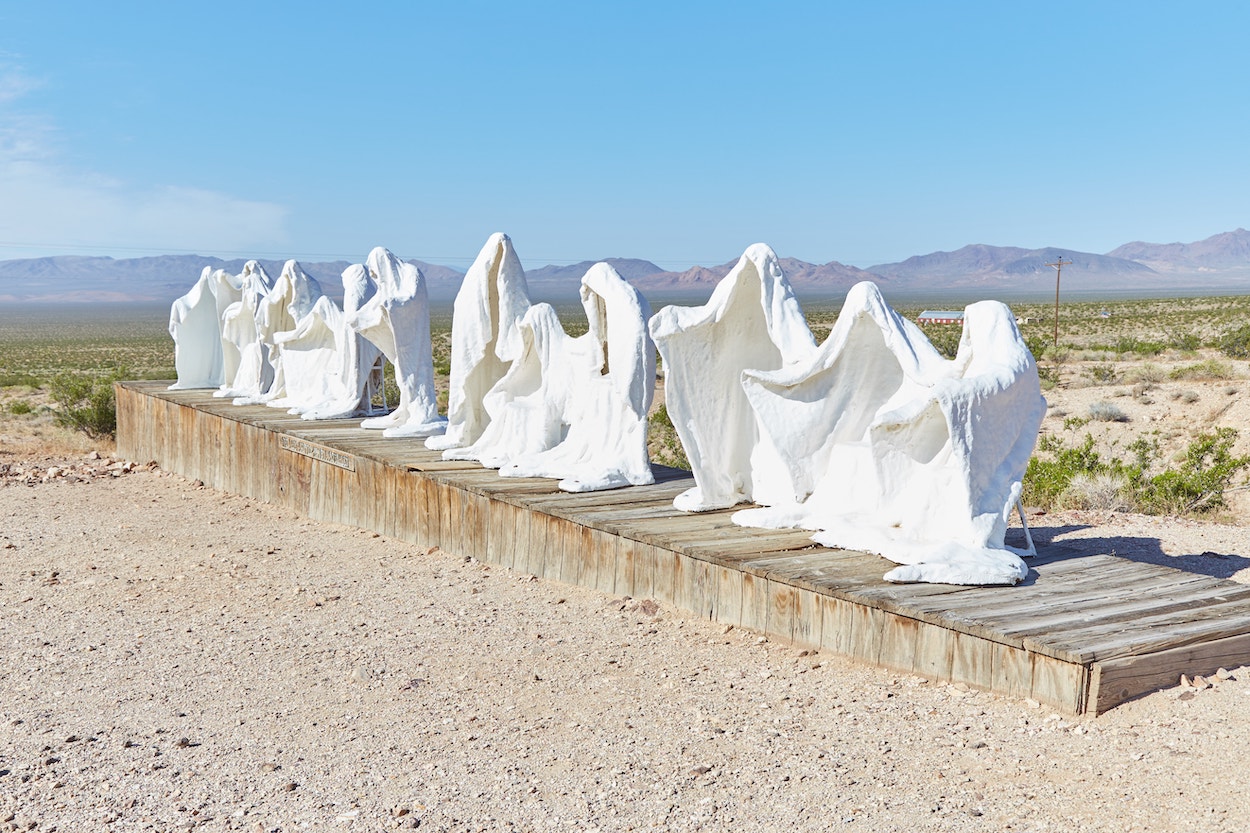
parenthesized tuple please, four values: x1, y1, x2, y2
(917, 310, 965, 325)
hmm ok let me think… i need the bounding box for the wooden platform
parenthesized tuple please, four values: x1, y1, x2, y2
(116, 381, 1250, 714)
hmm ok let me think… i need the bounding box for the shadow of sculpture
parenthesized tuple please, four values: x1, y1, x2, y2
(1019, 523, 1250, 581)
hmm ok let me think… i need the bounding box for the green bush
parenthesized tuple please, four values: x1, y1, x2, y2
(48, 369, 125, 438)
(7, 399, 33, 415)
(648, 404, 690, 470)
(1024, 429, 1250, 515)
(1133, 428, 1250, 514)
(1170, 359, 1236, 381)
(1216, 324, 1250, 358)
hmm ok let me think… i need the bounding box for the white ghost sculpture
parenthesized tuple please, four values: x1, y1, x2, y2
(648, 243, 818, 512)
(213, 268, 245, 388)
(733, 281, 1046, 586)
(234, 260, 324, 406)
(168, 266, 229, 389)
(349, 247, 446, 438)
(500, 262, 656, 492)
(216, 261, 275, 399)
(442, 302, 573, 467)
(268, 264, 385, 420)
(426, 232, 531, 452)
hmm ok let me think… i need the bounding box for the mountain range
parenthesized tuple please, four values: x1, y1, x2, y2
(3, 229, 1250, 304)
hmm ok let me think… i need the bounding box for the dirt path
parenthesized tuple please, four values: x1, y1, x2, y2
(2, 456, 1250, 832)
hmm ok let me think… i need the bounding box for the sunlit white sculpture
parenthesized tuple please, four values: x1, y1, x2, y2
(427, 232, 531, 452)
(168, 266, 229, 389)
(500, 263, 656, 492)
(267, 264, 385, 419)
(442, 302, 572, 466)
(349, 247, 446, 438)
(648, 243, 817, 512)
(215, 261, 275, 399)
(233, 260, 324, 405)
(733, 281, 1046, 586)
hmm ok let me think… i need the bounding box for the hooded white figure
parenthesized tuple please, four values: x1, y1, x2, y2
(442, 303, 573, 467)
(648, 243, 818, 511)
(348, 247, 446, 438)
(213, 268, 245, 387)
(168, 266, 230, 389)
(215, 261, 275, 399)
(426, 232, 531, 452)
(733, 281, 1046, 586)
(268, 264, 384, 420)
(233, 260, 324, 406)
(499, 262, 656, 492)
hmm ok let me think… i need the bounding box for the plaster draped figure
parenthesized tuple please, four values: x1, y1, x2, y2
(168, 266, 229, 389)
(442, 302, 573, 467)
(212, 268, 245, 387)
(348, 247, 446, 438)
(215, 261, 275, 399)
(268, 264, 385, 420)
(648, 243, 818, 512)
(233, 260, 324, 406)
(426, 232, 532, 452)
(500, 263, 656, 492)
(732, 281, 1046, 586)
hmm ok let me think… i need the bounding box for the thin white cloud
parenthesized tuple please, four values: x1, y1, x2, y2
(0, 61, 289, 258)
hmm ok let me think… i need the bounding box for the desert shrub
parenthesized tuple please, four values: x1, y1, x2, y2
(1088, 401, 1128, 422)
(648, 404, 690, 470)
(919, 324, 962, 359)
(0, 372, 41, 388)
(1061, 471, 1130, 511)
(1177, 390, 1200, 403)
(1024, 434, 1106, 508)
(1126, 363, 1165, 385)
(1114, 337, 1164, 357)
(1169, 332, 1201, 352)
(1063, 415, 1089, 431)
(1170, 359, 1236, 381)
(1133, 428, 1250, 514)
(1084, 364, 1119, 385)
(1025, 429, 1250, 515)
(6, 399, 33, 415)
(48, 368, 125, 438)
(1216, 324, 1250, 358)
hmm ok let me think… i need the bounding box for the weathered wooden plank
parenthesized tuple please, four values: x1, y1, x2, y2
(1044, 598, 1250, 663)
(1090, 631, 1250, 713)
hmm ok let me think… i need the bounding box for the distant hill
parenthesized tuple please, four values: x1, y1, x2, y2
(870, 245, 1158, 291)
(5, 228, 1250, 303)
(1108, 228, 1250, 277)
(0, 254, 465, 304)
(636, 257, 885, 295)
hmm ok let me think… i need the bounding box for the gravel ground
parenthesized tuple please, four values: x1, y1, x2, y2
(3, 458, 1250, 833)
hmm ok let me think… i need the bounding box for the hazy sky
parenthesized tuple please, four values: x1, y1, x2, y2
(1, 2, 1247, 270)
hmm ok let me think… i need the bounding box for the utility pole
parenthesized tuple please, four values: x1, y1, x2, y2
(1046, 255, 1072, 348)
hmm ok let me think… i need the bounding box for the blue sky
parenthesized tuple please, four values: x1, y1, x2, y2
(1, 2, 1247, 270)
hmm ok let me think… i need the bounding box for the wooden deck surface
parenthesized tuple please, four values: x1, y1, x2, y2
(116, 380, 1250, 714)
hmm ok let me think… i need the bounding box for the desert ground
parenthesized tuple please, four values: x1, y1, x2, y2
(4, 295, 1250, 830)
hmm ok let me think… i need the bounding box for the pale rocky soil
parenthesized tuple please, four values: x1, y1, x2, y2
(4, 376, 1250, 832)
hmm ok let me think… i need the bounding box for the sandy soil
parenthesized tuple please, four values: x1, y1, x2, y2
(4, 401, 1250, 831)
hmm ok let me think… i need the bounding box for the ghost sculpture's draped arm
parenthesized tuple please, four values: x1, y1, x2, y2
(647, 243, 817, 512)
(499, 262, 657, 492)
(234, 260, 324, 406)
(168, 267, 226, 390)
(426, 232, 532, 452)
(348, 247, 446, 438)
(733, 281, 1046, 586)
(216, 261, 275, 399)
